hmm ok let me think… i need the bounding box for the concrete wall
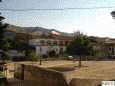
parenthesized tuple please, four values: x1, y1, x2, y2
(23, 65, 69, 86)
(36, 46, 60, 56)
(14, 64, 104, 86)
(30, 38, 68, 57)
(35, 45, 66, 57)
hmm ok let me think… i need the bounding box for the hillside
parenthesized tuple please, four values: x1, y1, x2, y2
(7, 25, 72, 37)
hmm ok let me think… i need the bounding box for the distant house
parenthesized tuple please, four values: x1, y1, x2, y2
(29, 31, 72, 57)
(104, 40, 115, 57)
(90, 36, 115, 58)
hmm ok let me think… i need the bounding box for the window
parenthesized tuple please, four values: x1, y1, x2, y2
(65, 41, 69, 46)
(59, 41, 63, 46)
(40, 40, 45, 45)
(47, 40, 51, 45)
(53, 41, 57, 45)
(108, 47, 111, 51)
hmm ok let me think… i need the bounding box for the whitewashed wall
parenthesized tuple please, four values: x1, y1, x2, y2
(35, 45, 66, 57)
(29, 38, 68, 57)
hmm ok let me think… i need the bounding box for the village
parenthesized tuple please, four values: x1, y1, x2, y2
(1, 0, 115, 86)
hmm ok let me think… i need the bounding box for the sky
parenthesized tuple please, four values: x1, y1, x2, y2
(1, 0, 115, 38)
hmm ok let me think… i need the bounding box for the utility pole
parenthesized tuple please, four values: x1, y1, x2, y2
(25, 33, 30, 56)
(39, 46, 42, 65)
(0, 0, 2, 14)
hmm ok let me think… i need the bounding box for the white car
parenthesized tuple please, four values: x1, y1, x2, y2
(68, 56, 73, 59)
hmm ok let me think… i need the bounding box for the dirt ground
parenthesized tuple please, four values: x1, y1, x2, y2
(7, 60, 115, 80)
(63, 61, 115, 80)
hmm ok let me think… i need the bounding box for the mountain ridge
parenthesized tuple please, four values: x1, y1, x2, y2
(7, 25, 72, 36)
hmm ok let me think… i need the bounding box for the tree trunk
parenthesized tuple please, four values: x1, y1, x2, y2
(78, 56, 82, 67)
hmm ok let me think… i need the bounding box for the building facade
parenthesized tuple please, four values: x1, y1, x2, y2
(104, 41, 115, 57)
(89, 37, 115, 58)
(29, 33, 72, 57)
(14, 30, 115, 59)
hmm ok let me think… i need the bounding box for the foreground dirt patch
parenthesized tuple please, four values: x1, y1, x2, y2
(64, 61, 115, 80)
(8, 60, 115, 80)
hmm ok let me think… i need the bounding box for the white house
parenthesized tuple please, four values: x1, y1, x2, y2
(29, 32, 72, 57)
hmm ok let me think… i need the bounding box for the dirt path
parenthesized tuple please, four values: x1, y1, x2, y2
(65, 61, 115, 80)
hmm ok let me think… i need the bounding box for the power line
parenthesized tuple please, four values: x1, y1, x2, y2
(1, 6, 115, 11)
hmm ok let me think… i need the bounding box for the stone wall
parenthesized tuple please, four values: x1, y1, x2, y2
(14, 64, 104, 86)
(23, 65, 69, 86)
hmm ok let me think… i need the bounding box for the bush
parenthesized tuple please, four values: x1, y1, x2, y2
(0, 52, 12, 61)
(42, 54, 48, 59)
(29, 51, 38, 61)
(48, 50, 56, 57)
(12, 56, 28, 61)
(4, 55, 12, 61)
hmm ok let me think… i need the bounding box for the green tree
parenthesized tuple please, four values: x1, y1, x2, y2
(0, 16, 8, 49)
(3, 39, 12, 51)
(29, 51, 38, 61)
(66, 31, 95, 67)
(13, 39, 35, 56)
(111, 11, 115, 19)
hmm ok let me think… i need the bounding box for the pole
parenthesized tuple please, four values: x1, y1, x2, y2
(26, 34, 29, 56)
(40, 58, 42, 65)
(0, 0, 2, 14)
(39, 46, 42, 65)
(78, 56, 82, 67)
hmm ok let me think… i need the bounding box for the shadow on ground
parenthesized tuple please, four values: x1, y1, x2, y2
(48, 67, 76, 72)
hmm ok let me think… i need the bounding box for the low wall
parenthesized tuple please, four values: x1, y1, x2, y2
(14, 64, 105, 86)
(23, 65, 69, 86)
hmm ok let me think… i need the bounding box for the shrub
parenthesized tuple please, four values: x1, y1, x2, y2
(48, 50, 56, 57)
(0, 52, 12, 61)
(29, 51, 38, 61)
(0, 56, 12, 61)
(42, 54, 48, 59)
(5, 55, 12, 61)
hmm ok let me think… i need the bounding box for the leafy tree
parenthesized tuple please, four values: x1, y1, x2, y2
(111, 11, 115, 19)
(3, 39, 12, 51)
(66, 31, 95, 67)
(13, 39, 35, 56)
(0, 16, 12, 61)
(0, 16, 8, 49)
(29, 51, 38, 61)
